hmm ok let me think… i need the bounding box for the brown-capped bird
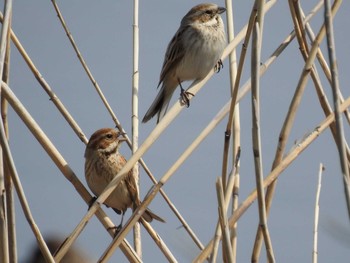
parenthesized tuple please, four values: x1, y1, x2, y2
(84, 128, 165, 229)
(142, 3, 227, 123)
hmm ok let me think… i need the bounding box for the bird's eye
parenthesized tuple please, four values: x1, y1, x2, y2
(106, 133, 113, 139)
(205, 10, 213, 15)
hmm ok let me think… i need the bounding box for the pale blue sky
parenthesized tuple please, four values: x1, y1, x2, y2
(2, 0, 350, 262)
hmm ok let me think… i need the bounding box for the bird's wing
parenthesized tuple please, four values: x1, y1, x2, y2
(158, 25, 188, 87)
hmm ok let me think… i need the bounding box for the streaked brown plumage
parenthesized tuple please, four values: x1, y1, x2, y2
(142, 3, 227, 123)
(84, 128, 165, 228)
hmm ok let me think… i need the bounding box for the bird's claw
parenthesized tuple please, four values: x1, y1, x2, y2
(214, 59, 223, 73)
(108, 224, 122, 237)
(180, 89, 194, 108)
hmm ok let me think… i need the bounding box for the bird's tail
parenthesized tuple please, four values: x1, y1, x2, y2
(142, 208, 166, 223)
(142, 84, 174, 124)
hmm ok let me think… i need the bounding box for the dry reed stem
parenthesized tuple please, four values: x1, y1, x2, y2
(304, 22, 350, 125)
(0, 1, 12, 261)
(139, 218, 178, 263)
(230, 172, 240, 262)
(213, 0, 239, 258)
(49, 3, 203, 249)
(298, 4, 350, 125)
(1, 83, 141, 262)
(299, 3, 350, 145)
(220, 0, 257, 191)
(2, 11, 15, 263)
(0, 12, 88, 144)
(211, 151, 241, 263)
(216, 178, 234, 263)
(194, 96, 350, 262)
(100, 219, 178, 263)
(221, 0, 238, 188)
(313, 163, 324, 263)
(132, 0, 142, 256)
(324, 0, 350, 220)
(0, 93, 53, 262)
(251, 17, 275, 262)
(194, 20, 302, 263)
(251, 0, 341, 259)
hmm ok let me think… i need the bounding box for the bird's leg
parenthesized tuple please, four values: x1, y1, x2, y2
(116, 211, 125, 233)
(179, 79, 194, 108)
(107, 211, 125, 236)
(214, 59, 223, 73)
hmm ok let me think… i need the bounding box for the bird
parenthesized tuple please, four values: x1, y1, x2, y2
(84, 128, 165, 230)
(142, 3, 227, 123)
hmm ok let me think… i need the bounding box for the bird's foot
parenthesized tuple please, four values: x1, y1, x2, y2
(214, 59, 223, 73)
(180, 88, 194, 108)
(108, 224, 122, 237)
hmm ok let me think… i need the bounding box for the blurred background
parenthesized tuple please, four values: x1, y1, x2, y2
(1, 0, 349, 262)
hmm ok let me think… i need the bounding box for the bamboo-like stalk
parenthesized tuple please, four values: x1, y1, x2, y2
(211, 151, 241, 263)
(324, 0, 350, 220)
(213, 0, 239, 260)
(194, 96, 350, 262)
(230, 172, 240, 261)
(301, 9, 350, 125)
(313, 163, 324, 263)
(216, 178, 234, 263)
(197, 6, 320, 260)
(0, 105, 53, 262)
(212, 2, 258, 258)
(1, 83, 141, 263)
(251, 0, 341, 259)
(0, 1, 12, 262)
(131, 0, 142, 256)
(0, 145, 8, 263)
(0, 12, 88, 144)
(251, 18, 275, 262)
(221, 0, 238, 187)
(220, 0, 257, 190)
(2, 14, 14, 263)
(99, 218, 178, 263)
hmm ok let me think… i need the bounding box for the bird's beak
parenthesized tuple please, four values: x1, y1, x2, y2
(218, 7, 226, 14)
(116, 130, 127, 142)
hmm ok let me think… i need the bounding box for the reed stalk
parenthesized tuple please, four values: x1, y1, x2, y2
(194, 96, 350, 262)
(0, 1, 12, 261)
(312, 163, 324, 263)
(324, 0, 350, 220)
(131, 0, 142, 256)
(251, 0, 341, 259)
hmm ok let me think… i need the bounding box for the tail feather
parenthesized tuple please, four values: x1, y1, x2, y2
(142, 83, 175, 123)
(142, 208, 166, 223)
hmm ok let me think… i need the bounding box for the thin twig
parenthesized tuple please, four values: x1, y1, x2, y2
(131, 0, 142, 256)
(0, 100, 53, 262)
(251, 17, 275, 262)
(313, 163, 324, 263)
(251, 0, 342, 259)
(324, 0, 350, 221)
(2, 12, 15, 263)
(216, 178, 234, 263)
(0, 0, 12, 261)
(194, 96, 350, 262)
